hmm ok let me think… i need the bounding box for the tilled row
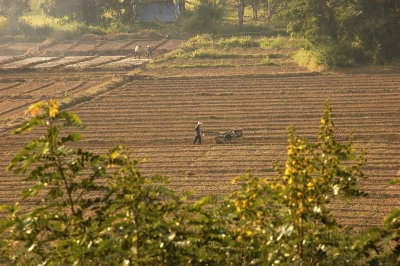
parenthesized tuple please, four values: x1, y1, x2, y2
(1, 72, 399, 230)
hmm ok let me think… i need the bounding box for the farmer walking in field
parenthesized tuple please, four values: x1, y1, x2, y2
(193, 122, 202, 144)
(134, 45, 141, 59)
(146, 45, 152, 58)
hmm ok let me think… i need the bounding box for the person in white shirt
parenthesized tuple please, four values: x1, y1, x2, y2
(135, 45, 141, 59)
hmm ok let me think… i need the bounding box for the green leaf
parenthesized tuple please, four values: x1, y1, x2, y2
(389, 179, 400, 185)
(57, 111, 84, 128)
(383, 209, 400, 225)
(12, 115, 46, 135)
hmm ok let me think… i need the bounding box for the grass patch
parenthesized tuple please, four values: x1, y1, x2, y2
(149, 34, 307, 72)
(152, 34, 301, 69)
(153, 49, 278, 64)
(216, 36, 259, 48)
(190, 34, 259, 48)
(157, 63, 235, 69)
(152, 60, 278, 69)
(259, 36, 308, 49)
(294, 48, 324, 71)
(192, 49, 242, 59)
(260, 56, 276, 65)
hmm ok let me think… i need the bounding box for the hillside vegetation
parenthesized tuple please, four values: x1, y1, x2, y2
(0, 0, 399, 67)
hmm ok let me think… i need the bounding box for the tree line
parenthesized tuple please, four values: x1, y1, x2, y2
(1, 99, 400, 264)
(0, 0, 399, 65)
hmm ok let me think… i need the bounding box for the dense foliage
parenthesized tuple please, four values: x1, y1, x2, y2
(0, 0, 30, 32)
(0, 0, 397, 66)
(181, 0, 225, 33)
(39, 0, 106, 25)
(275, 0, 400, 65)
(39, 0, 143, 26)
(1, 99, 400, 264)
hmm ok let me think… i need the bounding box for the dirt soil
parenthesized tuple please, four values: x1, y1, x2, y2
(0, 35, 399, 231)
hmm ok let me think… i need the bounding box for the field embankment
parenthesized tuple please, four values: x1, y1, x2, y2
(0, 62, 399, 230)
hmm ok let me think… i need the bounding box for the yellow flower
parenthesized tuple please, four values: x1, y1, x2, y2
(49, 99, 57, 107)
(234, 199, 240, 206)
(246, 230, 253, 236)
(48, 99, 59, 118)
(296, 208, 304, 215)
(30, 107, 39, 117)
(110, 151, 120, 161)
(285, 168, 290, 176)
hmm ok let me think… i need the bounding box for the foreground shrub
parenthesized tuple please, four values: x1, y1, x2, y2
(0, 100, 186, 264)
(0, 99, 399, 264)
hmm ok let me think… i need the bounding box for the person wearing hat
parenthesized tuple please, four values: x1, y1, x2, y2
(146, 45, 152, 58)
(193, 122, 202, 144)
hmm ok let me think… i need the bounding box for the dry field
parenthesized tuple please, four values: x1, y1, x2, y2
(0, 35, 399, 231)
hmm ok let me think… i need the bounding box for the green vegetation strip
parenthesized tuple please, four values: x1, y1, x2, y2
(151, 35, 305, 69)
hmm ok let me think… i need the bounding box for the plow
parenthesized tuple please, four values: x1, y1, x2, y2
(201, 129, 244, 144)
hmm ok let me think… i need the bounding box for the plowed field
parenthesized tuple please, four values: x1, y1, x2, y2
(1, 64, 399, 230)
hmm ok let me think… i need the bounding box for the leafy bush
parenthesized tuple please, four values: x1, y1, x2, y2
(275, 0, 400, 66)
(18, 21, 54, 41)
(0, 100, 187, 264)
(181, 0, 224, 34)
(294, 48, 323, 71)
(1, 99, 399, 264)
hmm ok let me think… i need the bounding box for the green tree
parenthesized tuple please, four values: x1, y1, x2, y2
(276, 0, 337, 46)
(236, 0, 247, 27)
(40, 0, 107, 25)
(249, 0, 260, 20)
(0, 100, 186, 264)
(274, 100, 367, 264)
(275, 0, 400, 65)
(182, 0, 224, 33)
(0, 0, 30, 33)
(344, 0, 400, 61)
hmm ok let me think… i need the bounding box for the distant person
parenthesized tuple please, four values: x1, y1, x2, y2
(146, 45, 152, 58)
(134, 45, 141, 59)
(193, 122, 202, 144)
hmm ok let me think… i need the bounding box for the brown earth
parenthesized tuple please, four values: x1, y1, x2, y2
(0, 36, 399, 231)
